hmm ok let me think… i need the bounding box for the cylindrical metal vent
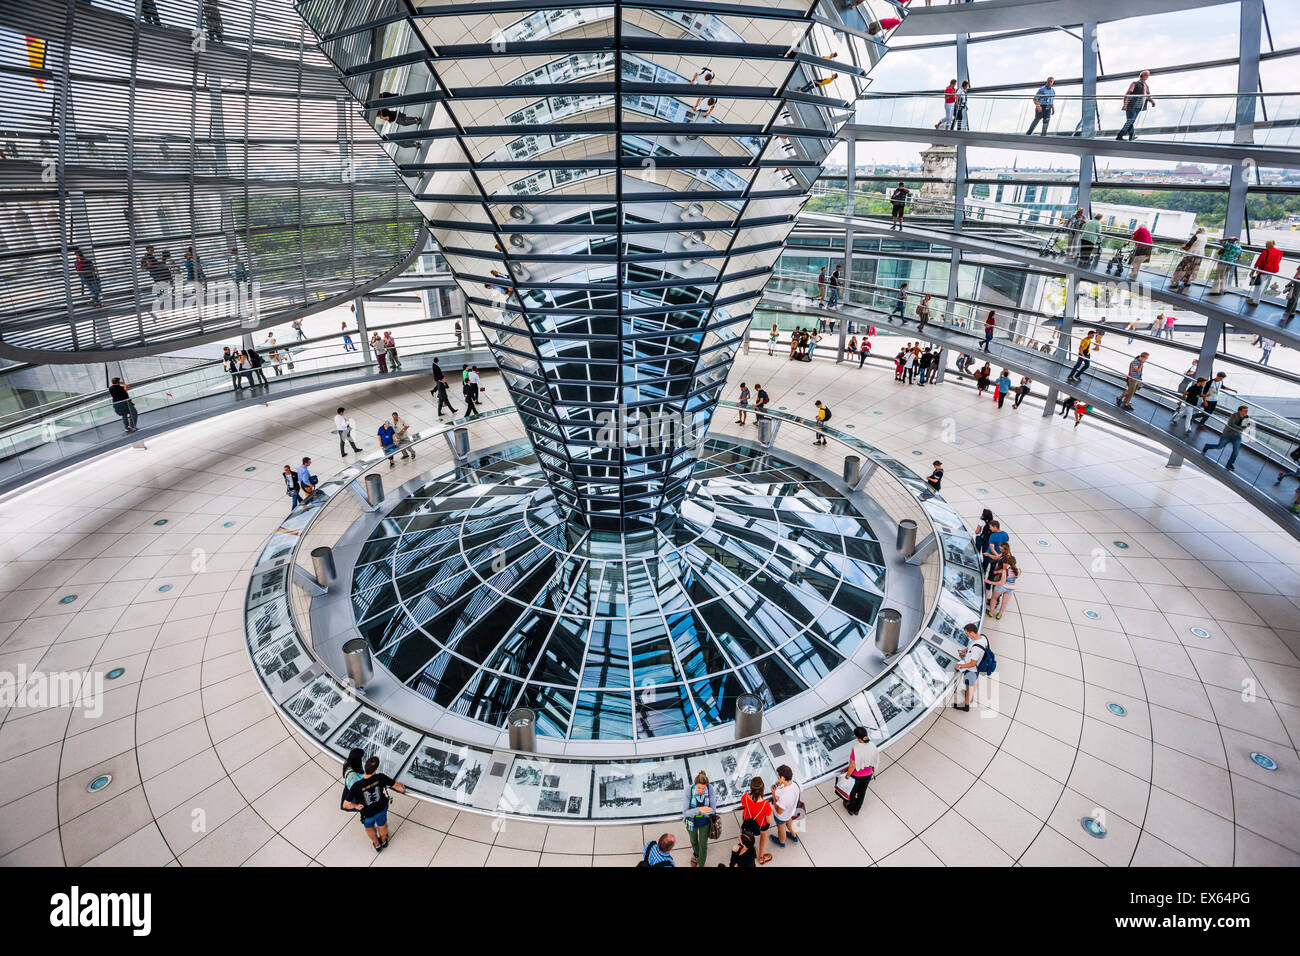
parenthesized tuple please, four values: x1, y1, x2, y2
(364, 473, 384, 507)
(342, 638, 374, 687)
(735, 693, 764, 740)
(453, 426, 470, 458)
(507, 707, 537, 752)
(758, 417, 774, 445)
(875, 608, 903, 656)
(842, 455, 861, 486)
(897, 518, 918, 554)
(310, 546, 336, 589)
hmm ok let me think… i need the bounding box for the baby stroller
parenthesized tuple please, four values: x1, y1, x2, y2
(1038, 223, 1068, 258)
(1105, 245, 1131, 276)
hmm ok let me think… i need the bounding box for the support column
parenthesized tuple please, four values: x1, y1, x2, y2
(1226, 0, 1263, 240)
(1079, 22, 1097, 213)
(355, 296, 372, 367)
(844, 132, 855, 216)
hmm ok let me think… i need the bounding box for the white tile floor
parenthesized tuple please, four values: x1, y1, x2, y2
(1, 351, 1298, 866)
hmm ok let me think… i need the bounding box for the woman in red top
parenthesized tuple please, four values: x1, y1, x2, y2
(740, 776, 774, 865)
(1248, 240, 1284, 305)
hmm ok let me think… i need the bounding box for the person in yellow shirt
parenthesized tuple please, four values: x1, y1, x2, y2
(813, 400, 831, 446)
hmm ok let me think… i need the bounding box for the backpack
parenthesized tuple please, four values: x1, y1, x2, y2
(821, 407, 832, 421)
(976, 640, 997, 675)
(635, 842, 672, 868)
(339, 771, 363, 814)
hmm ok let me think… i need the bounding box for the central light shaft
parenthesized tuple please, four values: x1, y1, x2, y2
(297, 0, 894, 531)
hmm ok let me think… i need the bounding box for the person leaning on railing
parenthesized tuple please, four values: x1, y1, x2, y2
(1170, 227, 1207, 292)
(1247, 240, 1284, 306)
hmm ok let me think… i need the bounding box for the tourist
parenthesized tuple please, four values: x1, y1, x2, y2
(982, 519, 1009, 588)
(973, 508, 995, 560)
(244, 348, 268, 386)
(1275, 444, 1300, 486)
(1209, 236, 1243, 295)
(334, 407, 363, 457)
(1072, 400, 1091, 428)
(1171, 228, 1207, 291)
(808, 329, 822, 360)
(736, 383, 750, 424)
(768, 323, 779, 355)
(389, 411, 415, 461)
(463, 375, 480, 416)
(826, 266, 841, 308)
(1117, 352, 1149, 411)
(916, 292, 932, 331)
(727, 821, 760, 868)
(383, 330, 402, 370)
(953, 80, 971, 130)
(954, 623, 990, 712)
(371, 332, 388, 372)
(981, 309, 995, 351)
(108, 377, 139, 433)
(841, 726, 878, 816)
(1162, 314, 1177, 340)
(432, 376, 457, 417)
(975, 361, 991, 395)
(741, 777, 774, 864)
(923, 460, 943, 500)
(1117, 70, 1155, 140)
(282, 465, 301, 510)
(1012, 376, 1032, 409)
(770, 766, 802, 848)
(1176, 363, 1197, 394)
(1201, 406, 1249, 472)
(222, 346, 241, 391)
(1192, 371, 1235, 428)
(71, 247, 102, 307)
(292, 317, 306, 341)
(889, 282, 909, 322)
(1170, 377, 1207, 436)
(858, 335, 872, 367)
(754, 383, 770, 423)
(639, 834, 676, 867)
(1078, 213, 1102, 266)
(468, 366, 483, 402)
(817, 267, 827, 307)
(341, 755, 407, 852)
(1128, 224, 1154, 279)
(894, 349, 906, 382)
(937, 78, 957, 130)
(1259, 338, 1276, 366)
(341, 322, 356, 352)
(1059, 393, 1076, 418)
(890, 181, 910, 230)
(813, 399, 831, 445)
(1026, 77, 1055, 135)
(993, 368, 1012, 408)
(1283, 265, 1300, 321)
(682, 771, 719, 867)
(296, 457, 317, 499)
(1247, 240, 1283, 305)
(986, 544, 1018, 620)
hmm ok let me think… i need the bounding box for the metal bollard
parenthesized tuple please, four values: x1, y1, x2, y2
(342, 638, 374, 688)
(758, 417, 774, 446)
(310, 546, 336, 589)
(507, 707, 537, 752)
(734, 693, 764, 740)
(875, 609, 902, 656)
(453, 426, 470, 458)
(842, 455, 861, 486)
(896, 518, 918, 555)
(364, 473, 384, 507)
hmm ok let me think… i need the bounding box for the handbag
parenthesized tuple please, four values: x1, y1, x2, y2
(708, 814, 722, 840)
(792, 800, 806, 821)
(834, 775, 854, 802)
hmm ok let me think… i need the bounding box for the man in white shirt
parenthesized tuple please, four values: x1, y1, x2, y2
(389, 411, 415, 461)
(770, 765, 802, 845)
(467, 366, 482, 401)
(954, 623, 989, 712)
(334, 406, 362, 457)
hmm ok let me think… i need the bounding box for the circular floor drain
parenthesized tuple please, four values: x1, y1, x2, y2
(778, 406, 787, 410)
(1250, 752, 1278, 771)
(223, 521, 235, 528)
(87, 774, 112, 793)
(106, 668, 125, 680)
(797, 391, 805, 396)
(1036, 540, 1049, 547)
(58, 594, 77, 605)
(153, 519, 168, 526)
(977, 488, 988, 494)
(1080, 817, 1107, 838)
(1032, 480, 1045, 487)
(1107, 702, 1128, 717)
(1190, 626, 1211, 639)
(912, 450, 922, 456)
(873, 411, 883, 415)
(1084, 609, 1101, 620)
(157, 584, 172, 593)
(1113, 540, 1129, 549)
(245, 466, 256, 472)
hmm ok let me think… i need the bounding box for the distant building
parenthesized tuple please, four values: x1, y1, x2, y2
(1091, 201, 1197, 238)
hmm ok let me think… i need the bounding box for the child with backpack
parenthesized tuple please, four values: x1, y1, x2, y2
(813, 399, 832, 445)
(954, 623, 994, 712)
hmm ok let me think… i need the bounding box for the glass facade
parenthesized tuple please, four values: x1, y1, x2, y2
(295, 0, 898, 530)
(0, 0, 422, 358)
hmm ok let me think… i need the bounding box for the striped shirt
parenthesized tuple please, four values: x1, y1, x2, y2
(643, 841, 674, 867)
